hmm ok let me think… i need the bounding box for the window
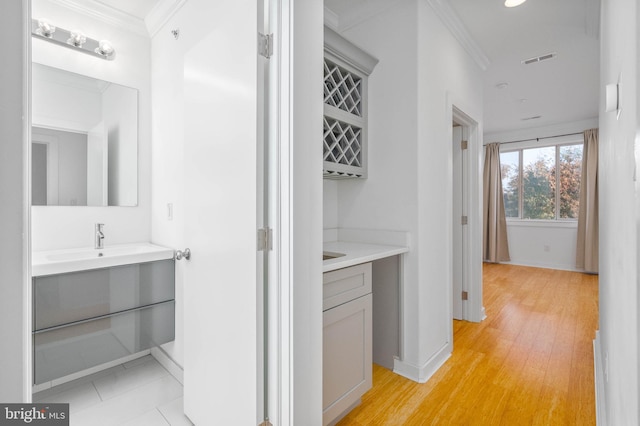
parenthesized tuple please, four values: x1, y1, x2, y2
(500, 143, 583, 220)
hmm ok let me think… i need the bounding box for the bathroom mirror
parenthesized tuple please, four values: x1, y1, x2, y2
(31, 62, 138, 206)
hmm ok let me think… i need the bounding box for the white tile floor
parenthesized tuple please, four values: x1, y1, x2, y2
(33, 355, 193, 426)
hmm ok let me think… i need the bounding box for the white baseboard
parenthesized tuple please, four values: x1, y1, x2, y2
(151, 346, 184, 385)
(393, 342, 451, 383)
(501, 260, 579, 272)
(593, 331, 607, 426)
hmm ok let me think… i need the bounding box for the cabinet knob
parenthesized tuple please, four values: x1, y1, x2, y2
(175, 248, 191, 260)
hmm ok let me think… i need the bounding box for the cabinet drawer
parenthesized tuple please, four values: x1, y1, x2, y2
(323, 263, 372, 311)
(34, 260, 175, 331)
(34, 300, 175, 384)
(323, 294, 372, 425)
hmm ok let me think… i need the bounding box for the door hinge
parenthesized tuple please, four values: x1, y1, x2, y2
(462, 291, 469, 300)
(461, 140, 468, 150)
(461, 215, 468, 225)
(258, 33, 273, 58)
(257, 227, 273, 251)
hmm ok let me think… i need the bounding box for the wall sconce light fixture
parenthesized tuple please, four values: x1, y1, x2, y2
(31, 18, 115, 60)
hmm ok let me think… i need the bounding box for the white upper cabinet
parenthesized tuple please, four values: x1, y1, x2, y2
(323, 27, 378, 179)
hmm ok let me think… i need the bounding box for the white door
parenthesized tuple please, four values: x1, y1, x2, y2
(182, 1, 261, 424)
(452, 125, 464, 320)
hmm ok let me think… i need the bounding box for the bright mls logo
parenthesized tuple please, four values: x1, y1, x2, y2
(1, 404, 68, 426)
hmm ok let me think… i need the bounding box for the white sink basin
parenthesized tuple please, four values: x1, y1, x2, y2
(32, 243, 175, 276)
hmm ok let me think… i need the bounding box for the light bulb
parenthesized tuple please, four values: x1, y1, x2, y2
(67, 30, 86, 47)
(95, 40, 115, 57)
(37, 19, 55, 38)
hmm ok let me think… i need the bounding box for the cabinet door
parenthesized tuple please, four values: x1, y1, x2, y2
(323, 294, 372, 425)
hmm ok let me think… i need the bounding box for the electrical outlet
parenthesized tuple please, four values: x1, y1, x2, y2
(604, 351, 609, 382)
(167, 203, 173, 221)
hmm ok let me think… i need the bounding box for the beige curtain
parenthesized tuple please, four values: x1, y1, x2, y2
(483, 143, 510, 262)
(576, 128, 599, 273)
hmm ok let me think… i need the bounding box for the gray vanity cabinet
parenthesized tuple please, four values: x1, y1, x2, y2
(322, 263, 372, 425)
(33, 260, 175, 385)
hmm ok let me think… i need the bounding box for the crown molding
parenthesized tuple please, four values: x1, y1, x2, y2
(337, 0, 403, 33)
(323, 6, 339, 32)
(324, 26, 379, 75)
(145, 0, 187, 38)
(426, 0, 490, 71)
(46, 0, 148, 36)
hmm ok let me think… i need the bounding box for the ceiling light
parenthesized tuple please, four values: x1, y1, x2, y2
(495, 82, 509, 90)
(505, 0, 527, 7)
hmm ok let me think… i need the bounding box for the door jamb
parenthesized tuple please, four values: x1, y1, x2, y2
(451, 105, 484, 324)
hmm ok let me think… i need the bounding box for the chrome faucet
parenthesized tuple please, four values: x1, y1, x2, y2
(95, 223, 105, 249)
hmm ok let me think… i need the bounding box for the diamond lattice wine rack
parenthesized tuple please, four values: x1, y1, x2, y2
(323, 27, 378, 179)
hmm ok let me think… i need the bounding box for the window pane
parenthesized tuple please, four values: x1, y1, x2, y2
(500, 151, 519, 218)
(522, 146, 555, 219)
(559, 144, 583, 219)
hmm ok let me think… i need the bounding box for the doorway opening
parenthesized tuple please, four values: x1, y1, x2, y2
(450, 105, 484, 331)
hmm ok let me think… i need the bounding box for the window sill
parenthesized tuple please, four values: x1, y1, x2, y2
(506, 219, 578, 229)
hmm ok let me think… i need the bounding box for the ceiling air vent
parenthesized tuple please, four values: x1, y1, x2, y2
(522, 52, 557, 65)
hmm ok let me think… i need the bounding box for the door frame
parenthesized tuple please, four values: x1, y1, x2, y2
(451, 124, 465, 320)
(268, 0, 324, 424)
(450, 104, 484, 324)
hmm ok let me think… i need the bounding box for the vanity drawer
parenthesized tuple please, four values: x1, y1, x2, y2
(33, 300, 175, 384)
(323, 263, 372, 311)
(34, 260, 175, 331)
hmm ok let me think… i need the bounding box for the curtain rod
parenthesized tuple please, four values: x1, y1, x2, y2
(497, 131, 583, 145)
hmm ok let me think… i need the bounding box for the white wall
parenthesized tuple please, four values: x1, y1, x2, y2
(31, 0, 151, 250)
(598, 0, 639, 424)
(323, 180, 339, 229)
(504, 221, 578, 270)
(331, 0, 484, 381)
(148, 0, 189, 372)
(485, 118, 598, 271)
(0, 0, 29, 402)
(289, 1, 325, 422)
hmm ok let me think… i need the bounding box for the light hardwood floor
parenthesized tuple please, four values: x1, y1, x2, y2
(338, 263, 599, 425)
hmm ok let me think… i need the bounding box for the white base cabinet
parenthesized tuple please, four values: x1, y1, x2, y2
(323, 263, 372, 425)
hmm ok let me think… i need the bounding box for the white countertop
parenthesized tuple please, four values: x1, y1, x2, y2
(32, 243, 174, 276)
(323, 241, 409, 273)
